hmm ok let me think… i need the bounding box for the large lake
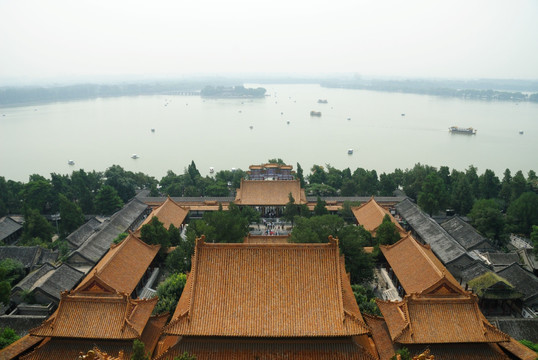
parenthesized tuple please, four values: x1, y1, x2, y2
(1, 84, 537, 182)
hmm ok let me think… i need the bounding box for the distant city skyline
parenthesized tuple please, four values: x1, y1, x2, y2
(1, 0, 538, 85)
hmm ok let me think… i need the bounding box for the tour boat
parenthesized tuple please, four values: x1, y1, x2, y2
(348, 149, 354, 155)
(310, 111, 322, 117)
(449, 126, 477, 135)
(131, 154, 139, 159)
(68, 160, 75, 165)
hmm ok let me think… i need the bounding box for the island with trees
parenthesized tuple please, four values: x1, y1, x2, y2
(200, 85, 266, 98)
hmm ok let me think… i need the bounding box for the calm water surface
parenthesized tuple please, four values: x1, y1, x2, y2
(1, 84, 537, 182)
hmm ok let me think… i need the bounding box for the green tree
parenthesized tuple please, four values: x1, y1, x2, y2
(465, 165, 480, 199)
(417, 172, 448, 216)
(104, 165, 136, 203)
(499, 169, 513, 208)
(131, 339, 150, 360)
(21, 208, 54, 245)
(375, 214, 401, 246)
(290, 215, 345, 243)
(308, 165, 327, 185)
(305, 183, 337, 196)
(0, 327, 19, 350)
(338, 201, 361, 224)
(478, 169, 500, 199)
(340, 178, 357, 196)
(0, 281, 10, 306)
(95, 185, 123, 215)
(70, 169, 101, 214)
(283, 193, 299, 226)
(267, 158, 285, 165)
(174, 352, 197, 360)
(58, 194, 85, 237)
(390, 348, 411, 360)
(113, 232, 128, 245)
(140, 217, 170, 260)
(511, 170, 527, 202)
(0, 259, 25, 286)
(378, 173, 397, 196)
(506, 192, 538, 236)
(450, 174, 474, 215)
(153, 273, 187, 315)
(468, 199, 506, 247)
(20, 175, 53, 213)
(531, 226, 538, 259)
(202, 203, 249, 243)
(313, 196, 328, 216)
(351, 284, 381, 316)
(339, 226, 374, 283)
(296, 162, 305, 187)
(402, 163, 436, 200)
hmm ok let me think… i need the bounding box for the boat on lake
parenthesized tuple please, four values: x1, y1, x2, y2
(317, 99, 328, 104)
(131, 154, 139, 159)
(347, 149, 353, 155)
(449, 126, 477, 135)
(310, 111, 322, 117)
(67, 160, 75, 165)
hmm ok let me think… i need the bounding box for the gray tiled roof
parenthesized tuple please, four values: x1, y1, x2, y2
(0, 246, 39, 268)
(395, 199, 467, 264)
(65, 217, 103, 248)
(451, 260, 492, 285)
(0, 246, 58, 269)
(485, 252, 521, 267)
(12, 263, 56, 294)
(497, 263, 538, 303)
(490, 318, 538, 343)
(13, 262, 85, 303)
(32, 263, 84, 301)
(0, 216, 22, 242)
(440, 216, 494, 251)
(66, 199, 148, 266)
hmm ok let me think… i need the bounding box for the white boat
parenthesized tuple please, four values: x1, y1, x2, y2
(519, 130, 524, 135)
(449, 126, 477, 135)
(347, 149, 353, 155)
(131, 154, 139, 159)
(209, 167, 215, 174)
(68, 160, 75, 165)
(151, 128, 155, 133)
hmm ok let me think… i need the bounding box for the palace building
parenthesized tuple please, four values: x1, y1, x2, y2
(154, 236, 378, 359)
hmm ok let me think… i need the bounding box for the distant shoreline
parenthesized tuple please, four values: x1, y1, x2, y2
(2, 78, 538, 107)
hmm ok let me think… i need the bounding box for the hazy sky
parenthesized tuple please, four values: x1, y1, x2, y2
(1, 0, 537, 84)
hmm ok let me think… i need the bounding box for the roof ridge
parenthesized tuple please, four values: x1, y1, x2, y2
(187, 236, 204, 319)
(332, 236, 345, 323)
(409, 236, 445, 279)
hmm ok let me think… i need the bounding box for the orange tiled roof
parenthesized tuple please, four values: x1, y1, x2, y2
(380, 234, 460, 294)
(20, 338, 132, 360)
(29, 289, 157, 340)
(234, 179, 307, 205)
(77, 347, 125, 359)
(139, 313, 170, 358)
(243, 234, 290, 244)
(0, 334, 43, 360)
(498, 337, 538, 360)
(137, 197, 189, 233)
(76, 233, 160, 295)
(363, 314, 397, 360)
(164, 237, 370, 338)
(376, 288, 509, 344)
(404, 343, 510, 360)
(155, 337, 377, 360)
(351, 197, 405, 236)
